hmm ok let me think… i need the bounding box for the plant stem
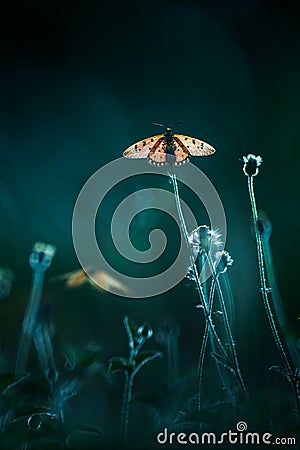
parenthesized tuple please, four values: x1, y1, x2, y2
(34, 320, 58, 382)
(196, 273, 217, 410)
(261, 232, 300, 368)
(121, 370, 134, 440)
(15, 269, 45, 373)
(208, 255, 247, 397)
(248, 176, 299, 418)
(170, 168, 231, 374)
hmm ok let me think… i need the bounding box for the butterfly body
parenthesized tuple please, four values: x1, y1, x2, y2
(123, 127, 216, 166)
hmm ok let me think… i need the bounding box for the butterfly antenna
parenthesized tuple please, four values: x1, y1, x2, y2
(150, 122, 166, 128)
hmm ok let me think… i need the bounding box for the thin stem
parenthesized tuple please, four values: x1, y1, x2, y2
(34, 321, 58, 382)
(170, 168, 231, 369)
(248, 176, 299, 417)
(121, 370, 134, 440)
(15, 269, 45, 373)
(262, 234, 300, 368)
(208, 255, 247, 396)
(196, 273, 217, 410)
(248, 177, 291, 370)
(199, 252, 231, 409)
(222, 271, 235, 327)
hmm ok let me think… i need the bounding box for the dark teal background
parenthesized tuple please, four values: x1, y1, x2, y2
(0, 0, 299, 445)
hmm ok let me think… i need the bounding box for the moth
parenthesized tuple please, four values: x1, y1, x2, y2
(123, 127, 216, 166)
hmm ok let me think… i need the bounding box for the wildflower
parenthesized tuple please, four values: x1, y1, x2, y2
(0, 267, 14, 301)
(109, 316, 162, 439)
(242, 154, 263, 177)
(188, 225, 222, 256)
(243, 152, 299, 419)
(15, 242, 56, 373)
(214, 250, 234, 274)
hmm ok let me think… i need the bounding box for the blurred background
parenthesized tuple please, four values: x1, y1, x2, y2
(0, 0, 299, 443)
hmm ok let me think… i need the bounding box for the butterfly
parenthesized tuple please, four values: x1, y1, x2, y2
(49, 268, 128, 295)
(123, 127, 216, 166)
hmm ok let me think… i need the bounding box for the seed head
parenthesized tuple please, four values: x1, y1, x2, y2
(214, 250, 233, 274)
(188, 225, 223, 256)
(242, 154, 263, 177)
(30, 242, 56, 271)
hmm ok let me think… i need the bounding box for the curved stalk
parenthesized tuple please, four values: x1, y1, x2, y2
(261, 229, 300, 369)
(248, 176, 299, 418)
(208, 255, 247, 397)
(15, 243, 56, 374)
(196, 274, 217, 410)
(170, 169, 231, 369)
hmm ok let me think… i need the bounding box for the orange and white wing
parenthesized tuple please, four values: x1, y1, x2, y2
(172, 139, 190, 165)
(123, 134, 164, 159)
(174, 134, 216, 156)
(88, 270, 129, 294)
(148, 138, 168, 165)
(49, 269, 88, 288)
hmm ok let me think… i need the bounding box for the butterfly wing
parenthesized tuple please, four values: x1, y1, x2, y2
(174, 134, 216, 157)
(49, 269, 88, 288)
(88, 270, 129, 294)
(123, 134, 164, 159)
(148, 137, 168, 165)
(172, 137, 190, 165)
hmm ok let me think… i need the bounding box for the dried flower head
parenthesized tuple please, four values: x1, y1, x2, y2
(0, 267, 14, 301)
(214, 250, 233, 273)
(188, 225, 223, 256)
(242, 154, 263, 177)
(30, 242, 56, 271)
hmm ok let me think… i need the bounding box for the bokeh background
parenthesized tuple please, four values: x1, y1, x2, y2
(0, 0, 299, 446)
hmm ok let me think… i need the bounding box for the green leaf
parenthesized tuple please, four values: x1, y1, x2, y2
(62, 343, 102, 371)
(109, 357, 128, 373)
(0, 372, 29, 395)
(134, 350, 162, 373)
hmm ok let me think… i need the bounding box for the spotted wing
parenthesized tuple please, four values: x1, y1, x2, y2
(172, 138, 190, 165)
(123, 134, 164, 159)
(148, 138, 168, 165)
(174, 134, 216, 157)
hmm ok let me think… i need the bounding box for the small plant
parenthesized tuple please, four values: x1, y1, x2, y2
(109, 316, 162, 440)
(15, 242, 56, 373)
(242, 154, 300, 420)
(33, 305, 58, 383)
(257, 210, 300, 369)
(169, 169, 247, 410)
